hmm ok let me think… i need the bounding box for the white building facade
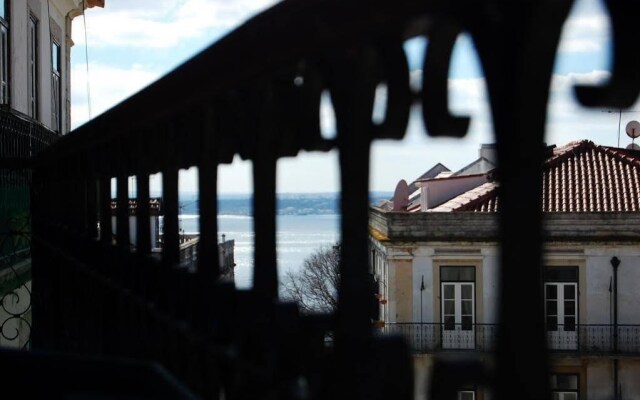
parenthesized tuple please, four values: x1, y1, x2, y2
(0, 0, 101, 133)
(0, 0, 103, 350)
(370, 140, 640, 400)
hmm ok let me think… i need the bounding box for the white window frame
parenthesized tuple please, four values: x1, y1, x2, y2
(550, 374, 579, 400)
(0, 0, 8, 104)
(440, 266, 476, 349)
(544, 266, 579, 350)
(28, 14, 38, 118)
(51, 40, 61, 132)
(458, 390, 476, 400)
(545, 282, 577, 332)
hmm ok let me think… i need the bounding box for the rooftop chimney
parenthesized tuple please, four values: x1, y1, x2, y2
(479, 143, 497, 164)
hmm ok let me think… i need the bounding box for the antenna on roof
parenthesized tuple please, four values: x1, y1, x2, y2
(392, 180, 409, 211)
(626, 121, 640, 150)
(602, 109, 640, 147)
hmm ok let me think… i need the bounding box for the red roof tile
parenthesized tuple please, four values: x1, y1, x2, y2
(443, 140, 640, 212)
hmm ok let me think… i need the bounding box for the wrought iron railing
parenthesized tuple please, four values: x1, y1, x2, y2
(1, 106, 59, 350)
(382, 323, 640, 356)
(24, 0, 640, 399)
(0, 105, 61, 167)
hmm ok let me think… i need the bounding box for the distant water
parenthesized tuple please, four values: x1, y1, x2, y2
(174, 214, 340, 292)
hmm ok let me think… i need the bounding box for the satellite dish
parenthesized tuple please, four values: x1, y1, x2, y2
(626, 143, 640, 150)
(626, 120, 640, 139)
(392, 179, 409, 211)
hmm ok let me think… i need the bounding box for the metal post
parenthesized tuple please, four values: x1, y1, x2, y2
(420, 275, 424, 350)
(611, 256, 620, 400)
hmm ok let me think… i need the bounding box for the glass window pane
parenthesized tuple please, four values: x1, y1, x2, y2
(564, 285, 576, 299)
(553, 374, 578, 390)
(546, 285, 557, 299)
(0, 1, 5, 20)
(444, 316, 455, 330)
(441, 266, 475, 281)
(444, 300, 455, 315)
(461, 316, 473, 330)
(461, 285, 472, 299)
(52, 42, 60, 72)
(564, 317, 576, 331)
(462, 300, 472, 315)
(547, 316, 558, 331)
(564, 301, 576, 316)
(546, 266, 578, 282)
(546, 300, 557, 315)
(459, 391, 475, 400)
(444, 285, 455, 299)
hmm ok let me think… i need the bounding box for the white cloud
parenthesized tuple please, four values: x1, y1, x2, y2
(550, 70, 610, 93)
(558, 9, 609, 53)
(73, 0, 279, 48)
(71, 62, 160, 128)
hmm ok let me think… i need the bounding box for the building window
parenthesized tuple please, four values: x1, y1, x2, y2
(545, 266, 578, 350)
(550, 374, 579, 400)
(51, 41, 61, 132)
(0, 1, 8, 104)
(441, 266, 475, 349)
(458, 390, 475, 400)
(28, 14, 38, 118)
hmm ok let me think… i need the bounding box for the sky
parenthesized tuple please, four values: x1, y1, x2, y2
(70, 0, 640, 194)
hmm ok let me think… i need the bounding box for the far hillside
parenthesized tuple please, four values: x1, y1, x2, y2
(173, 192, 393, 216)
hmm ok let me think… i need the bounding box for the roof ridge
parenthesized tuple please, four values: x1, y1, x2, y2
(599, 145, 640, 170)
(450, 182, 499, 212)
(544, 139, 593, 169)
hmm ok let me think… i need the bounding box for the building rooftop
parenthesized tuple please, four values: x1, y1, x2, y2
(436, 140, 640, 212)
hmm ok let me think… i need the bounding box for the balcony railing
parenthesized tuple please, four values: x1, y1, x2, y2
(1, 107, 58, 350)
(0, 105, 61, 167)
(382, 323, 640, 356)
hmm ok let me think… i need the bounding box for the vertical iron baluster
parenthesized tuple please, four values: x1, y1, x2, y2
(86, 176, 98, 240)
(137, 173, 151, 255)
(332, 48, 376, 344)
(99, 176, 111, 245)
(252, 154, 278, 300)
(197, 109, 220, 282)
(469, 1, 573, 398)
(117, 174, 129, 249)
(330, 45, 380, 400)
(163, 167, 180, 267)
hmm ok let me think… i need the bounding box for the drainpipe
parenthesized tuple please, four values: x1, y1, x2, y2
(610, 256, 620, 399)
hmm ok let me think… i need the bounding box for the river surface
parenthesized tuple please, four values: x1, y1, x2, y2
(175, 214, 341, 292)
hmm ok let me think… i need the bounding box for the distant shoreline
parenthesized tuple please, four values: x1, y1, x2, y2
(171, 192, 392, 217)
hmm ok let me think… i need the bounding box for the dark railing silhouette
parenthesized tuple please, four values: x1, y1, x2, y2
(14, 0, 640, 399)
(0, 105, 61, 167)
(382, 323, 640, 356)
(1, 106, 60, 349)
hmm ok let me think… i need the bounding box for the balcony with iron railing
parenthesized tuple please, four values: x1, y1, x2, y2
(381, 323, 640, 356)
(0, 105, 61, 169)
(1, 106, 60, 350)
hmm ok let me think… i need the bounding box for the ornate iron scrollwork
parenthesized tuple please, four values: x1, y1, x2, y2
(0, 214, 32, 350)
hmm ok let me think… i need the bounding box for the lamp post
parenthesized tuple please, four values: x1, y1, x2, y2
(610, 256, 620, 400)
(420, 275, 425, 349)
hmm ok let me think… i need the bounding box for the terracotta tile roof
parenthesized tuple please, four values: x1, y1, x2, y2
(442, 140, 640, 212)
(430, 182, 499, 212)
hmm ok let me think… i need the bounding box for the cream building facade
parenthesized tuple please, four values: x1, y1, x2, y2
(0, 0, 104, 349)
(370, 140, 640, 400)
(1, 0, 102, 133)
